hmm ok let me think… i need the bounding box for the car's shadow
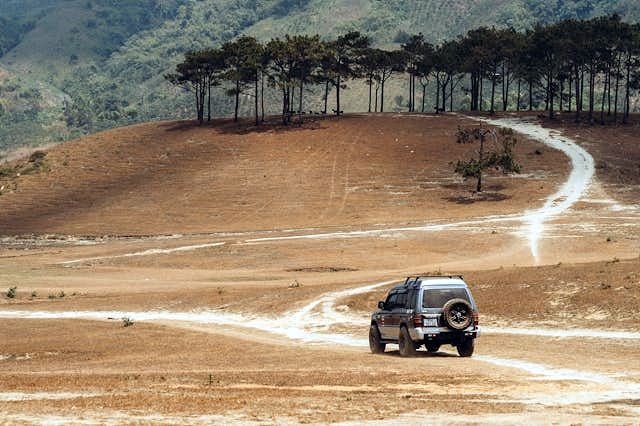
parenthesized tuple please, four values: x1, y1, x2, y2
(380, 350, 458, 358)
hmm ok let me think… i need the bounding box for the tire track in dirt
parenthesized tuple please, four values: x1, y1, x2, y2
(468, 116, 595, 262)
(1, 117, 633, 414)
(241, 117, 597, 265)
(59, 242, 226, 265)
(1, 279, 639, 408)
(44, 116, 600, 266)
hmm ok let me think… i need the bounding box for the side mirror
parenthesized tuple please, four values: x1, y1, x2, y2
(378, 301, 386, 310)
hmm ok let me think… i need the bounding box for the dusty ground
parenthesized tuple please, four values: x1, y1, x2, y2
(342, 257, 640, 330)
(541, 111, 640, 204)
(0, 114, 566, 236)
(0, 113, 639, 425)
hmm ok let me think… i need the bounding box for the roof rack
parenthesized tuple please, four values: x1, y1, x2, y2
(404, 275, 464, 285)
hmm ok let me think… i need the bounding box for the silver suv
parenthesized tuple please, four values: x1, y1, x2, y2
(369, 276, 479, 357)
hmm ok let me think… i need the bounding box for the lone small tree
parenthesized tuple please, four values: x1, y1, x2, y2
(453, 126, 521, 193)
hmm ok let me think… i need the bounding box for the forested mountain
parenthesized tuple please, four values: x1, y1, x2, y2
(0, 0, 638, 152)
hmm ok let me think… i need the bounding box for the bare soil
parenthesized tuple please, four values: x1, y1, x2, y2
(0, 113, 639, 424)
(0, 114, 566, 236)
(342, 257, 640, 329)
(541, 112, 640, 204)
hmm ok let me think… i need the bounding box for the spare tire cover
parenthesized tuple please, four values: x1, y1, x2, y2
(442, 298, 473, 330)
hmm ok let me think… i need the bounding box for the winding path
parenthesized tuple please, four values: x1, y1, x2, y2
(50, 116, 595, 265)
(241, 116, 596, 262)
(473, 117, 595, 260)
(2, 118, 633, 411)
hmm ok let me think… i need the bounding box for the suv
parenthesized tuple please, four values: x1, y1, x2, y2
(369, 276, 479, 357)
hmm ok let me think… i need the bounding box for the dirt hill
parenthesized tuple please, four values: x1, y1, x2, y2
(0, 114, 566, 236)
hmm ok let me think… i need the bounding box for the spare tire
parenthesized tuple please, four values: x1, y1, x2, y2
(442, 298, 473, 330)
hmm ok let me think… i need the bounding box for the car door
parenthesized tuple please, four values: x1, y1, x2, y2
(390, 291, 408, 339)
(378, 293, 397, 339)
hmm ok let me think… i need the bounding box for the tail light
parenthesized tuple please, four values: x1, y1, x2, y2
(473, 311, 479, 326)
(412, 314, 422, 327)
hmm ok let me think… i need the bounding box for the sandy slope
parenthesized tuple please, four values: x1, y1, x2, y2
(0, 114, 639, 424)
(0, 114, 566, 236)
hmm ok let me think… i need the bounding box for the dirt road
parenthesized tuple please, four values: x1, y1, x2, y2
(0, 113, 639, 424)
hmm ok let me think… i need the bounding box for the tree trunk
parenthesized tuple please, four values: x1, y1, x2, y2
(198, 81, 205, 124)
(529, 79, 533, 111)
(479, 76, 484, 111)
(281, 88, 287, 124)
(600, 72, 607, 125)
(324, 80, 329, 114)
(422, 84, 426, 112)
(299, 77, 304, 123)
(607, 66, 612, 116)
(568, 75, 572, 112)
(549, 73, 555, 119)
(501, 63, 506, 111)
(195, 89, 202, 125)
(368, 75, 372, 113)
(588, 65, 595, 124)
(470, 74, 475, 111)
(504, 73, 510, 111)
(290, 85, 295, 116)
(545, 76, 550, 111)
(261, 73, 265, 123)
(234, 80, 240, 122)
(413, 74, 416, 112)
(408, 73, 413, 112)
(614, 61, 621, 123)
(435, 76, 440, 114)
(381, 79, 385, 113)
(580, 68, 585, 113)
(450, 78, 454, 112)
(287, 86, 292, 124)
(477, 133, 485, 193)
(517, 79, 521, 112)
(255, 75, 259, 126)
(336, 75, 341, 116)
(501, 64, 509, 111)
(624, 56, 631, 124)
(559, 78, 563, 112)
(575, 65, 581, 122)
(282, 87, 288, 125)
(490, 77, 496, 114)
(207, 79, 212, 122)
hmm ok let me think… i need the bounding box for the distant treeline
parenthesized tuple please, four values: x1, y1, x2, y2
(167, 14, 640, 125)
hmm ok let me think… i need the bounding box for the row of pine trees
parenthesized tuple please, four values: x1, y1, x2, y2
(166, 15, 640, 125)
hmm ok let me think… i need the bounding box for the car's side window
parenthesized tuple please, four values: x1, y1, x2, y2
(396, 292, 407, 310)
(406, 290, 416, 309)
(385, 294, 398, 310)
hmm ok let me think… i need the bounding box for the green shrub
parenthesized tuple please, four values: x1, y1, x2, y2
(6, 286, 17, 299)
(28, 150, 47, 163)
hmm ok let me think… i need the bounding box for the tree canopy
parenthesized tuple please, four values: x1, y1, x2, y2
(167, 15, 640, 125)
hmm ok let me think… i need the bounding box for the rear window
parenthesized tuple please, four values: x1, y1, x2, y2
(422, 288, 470, 308)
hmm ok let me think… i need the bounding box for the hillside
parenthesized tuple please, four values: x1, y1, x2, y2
(0, 114, 566, 236)
(1, 0, 639, 152)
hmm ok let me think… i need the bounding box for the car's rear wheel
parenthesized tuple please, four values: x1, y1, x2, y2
(398, 326, 417, 357)
(425, 343, 441, 353)
(369, 324, 386, 354)
(456, 339, 475, 357)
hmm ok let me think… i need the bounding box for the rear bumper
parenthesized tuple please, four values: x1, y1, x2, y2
(410, 327, 479, 343)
